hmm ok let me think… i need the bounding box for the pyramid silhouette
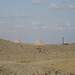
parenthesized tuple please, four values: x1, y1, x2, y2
(14, 38, 22, 43)
(35, 39, 45, 44)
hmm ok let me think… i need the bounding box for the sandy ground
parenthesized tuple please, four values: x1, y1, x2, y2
(0, 59, 75, 75)
(32, 59, 75, 73)
(0, 39, 75, 75)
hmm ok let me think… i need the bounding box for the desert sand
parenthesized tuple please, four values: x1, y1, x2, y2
(0, 39, 75, 75)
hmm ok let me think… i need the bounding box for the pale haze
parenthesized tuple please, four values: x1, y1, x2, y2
(0, 0, 75, 44)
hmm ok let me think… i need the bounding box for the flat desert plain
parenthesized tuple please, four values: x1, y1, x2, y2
(0, 39, 75, 75)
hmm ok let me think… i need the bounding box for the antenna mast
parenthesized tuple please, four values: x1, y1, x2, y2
(62, 37, 64, 44)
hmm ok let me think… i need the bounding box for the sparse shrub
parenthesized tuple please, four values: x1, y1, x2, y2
(21, 45, 23, 48)
(45, 73, 47, 75)
(32, 73, 35, 75)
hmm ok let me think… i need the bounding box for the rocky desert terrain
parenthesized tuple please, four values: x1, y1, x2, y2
(0, 39, 75, 75)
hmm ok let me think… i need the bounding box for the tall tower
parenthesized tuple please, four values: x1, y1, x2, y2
(62, 37, 64, 44)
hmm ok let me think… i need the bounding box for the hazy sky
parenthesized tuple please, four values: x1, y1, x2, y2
(0, 0, 75, 44)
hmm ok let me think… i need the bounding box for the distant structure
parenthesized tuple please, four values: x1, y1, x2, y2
(35, 39, 45, 45)
(14, 38, 22, 43)
(62, 37, 64, 44)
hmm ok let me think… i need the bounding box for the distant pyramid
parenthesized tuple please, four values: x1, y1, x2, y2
(14, 38, 22, 43)
(35, 39, 45, 44)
